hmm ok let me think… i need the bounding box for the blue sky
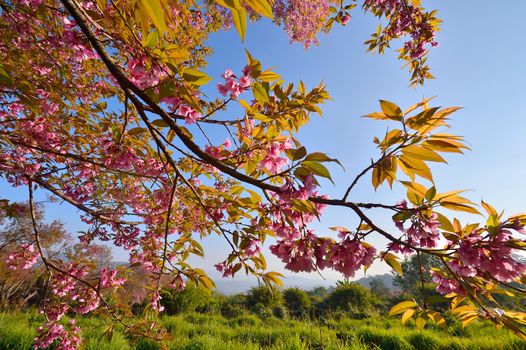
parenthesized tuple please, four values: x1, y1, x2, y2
(3, 1, 526, 283)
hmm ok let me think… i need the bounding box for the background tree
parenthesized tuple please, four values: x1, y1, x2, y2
(370, 279, 390, 298)
(393, 254, 442, 294)
(0, 202, 70, 309)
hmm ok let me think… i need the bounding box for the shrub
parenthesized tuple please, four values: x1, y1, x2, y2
(324, 283, 374, 318)
(244, 286, 283, 311)
(283, 288, 311, 318)
(272, 305, 289, 319)
(160, 285, 215, 315)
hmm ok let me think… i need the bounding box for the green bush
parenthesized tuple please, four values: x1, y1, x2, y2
(160, 285, 216, 315)
(324, 283, 374, 318)
(219, 296, 246, 319)
(283, 288, 311, 318)
(244, 286, 283, 311)
(272, 305, 289, 319)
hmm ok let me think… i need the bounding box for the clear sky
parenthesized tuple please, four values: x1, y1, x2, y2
(3, 1, 526, 283)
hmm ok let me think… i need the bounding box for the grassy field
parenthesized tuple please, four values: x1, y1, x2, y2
(1, 311, 525, 350)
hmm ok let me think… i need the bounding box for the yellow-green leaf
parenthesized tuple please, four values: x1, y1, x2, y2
(415, 317, 427, 330)
(389, 300, 417, 316)
(384, 252, 403, 275)
(243, 0, 273, 18)
(139, 0, 167, 36)
(231, 7, 247, 42)
(402, 309, 415, 324)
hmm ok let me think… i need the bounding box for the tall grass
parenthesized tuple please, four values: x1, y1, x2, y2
(1, 311, 525, 349)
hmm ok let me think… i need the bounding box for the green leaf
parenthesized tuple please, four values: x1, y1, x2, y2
(127, 127, 147, 135)
(152, 119, 169, 128)
(0, 65, 14, 87)
(301, 161, 332, 182)
(252, 81, 269, 103)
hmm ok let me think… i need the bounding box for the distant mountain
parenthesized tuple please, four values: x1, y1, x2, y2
(354, 273, 395, 289)
(214, 273, 396, 295)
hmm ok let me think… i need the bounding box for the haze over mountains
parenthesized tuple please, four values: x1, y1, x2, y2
(214, 273, 396, 295)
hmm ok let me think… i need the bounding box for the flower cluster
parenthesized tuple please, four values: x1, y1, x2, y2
(6, 243, 39, 270)
(34, 320, 81, 350)
(258, 139, 293, 174)
(265, 175, 375, 278)
(457, 229, 526, 283)
(99, 267, 126, 288)
(430, 270, 464, 295)
(270, 230, 376, 278)
(364, 0, 438, 59)
(430, 224, 526, 296)
(216, 67, 252, 99)
(162, 96, 202, 124)
(150, 290, 165, 312)
(393, 201, 440, 248)
(273, 0, 330, 48)
(128, 55, 166, 89)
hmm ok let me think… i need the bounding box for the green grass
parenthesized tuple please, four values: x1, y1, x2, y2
(1, 311, 525, 350)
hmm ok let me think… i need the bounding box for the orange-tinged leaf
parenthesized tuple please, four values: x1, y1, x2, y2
(435, 190, 468, 201)
(401, 181, 428, 198)
(481, 200, 498, 216)
(441, 202, 481, 215)
(379, 100, 403, 121)
(452, 305, 478, 315)
(364, 112, 390, 120)
(404, 96, 435, 115)
(402, 145, 447, 163)
(399, 156, 433, 182)
(424, 139, 468, 153)
(265, 271, 284, 286)
(379, 129, 404, 150)
(435, 212, 454, 232)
